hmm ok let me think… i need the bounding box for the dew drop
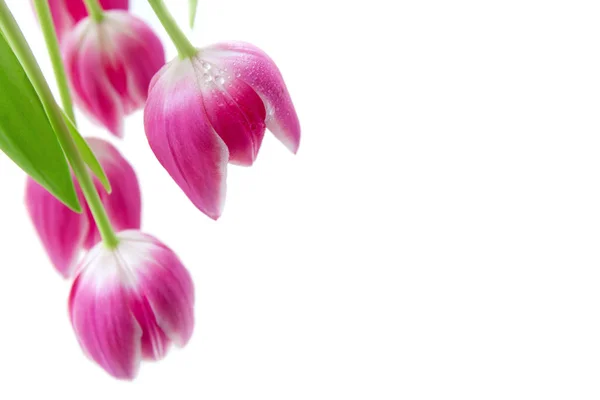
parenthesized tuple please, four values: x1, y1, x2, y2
(201, 61, 212, 72)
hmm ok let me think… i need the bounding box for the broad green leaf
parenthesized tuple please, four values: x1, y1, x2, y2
(0, 30, 80, 212)
(62, 112, 112, 193)
(189, 0, 198, 28)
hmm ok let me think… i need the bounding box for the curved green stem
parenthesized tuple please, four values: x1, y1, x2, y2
(0, 0, 119, 249)
(83, 0, 104, 22)
(148, 0, 197, 59)
(33, 0, 75, 123)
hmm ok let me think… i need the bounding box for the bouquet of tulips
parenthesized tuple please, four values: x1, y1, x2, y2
(0, 0, 299, 379)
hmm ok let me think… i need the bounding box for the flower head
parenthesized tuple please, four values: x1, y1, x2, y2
(63, 10, 165, 136)
(144, 41, 300, 219)
(40, 0, 129, 42)
(25, 138, 141, 278)
(69, 230, 194, 380)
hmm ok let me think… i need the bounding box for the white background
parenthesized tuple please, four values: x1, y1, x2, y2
(0, 0, 599, 398)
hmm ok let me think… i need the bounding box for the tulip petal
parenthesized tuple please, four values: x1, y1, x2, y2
(101, 0, 130, 9)
(118, 231, 195, 347)
(201, 75, 266, 166)
(25, 178, 88, 278)
(63, 23, 125, 136)
(69, 246, 142, 380)
(62, 1, 91, 23)
(103, 59, 130, 109)
(143, 240, 195, 347)
(110, 13, 166, 110)
(203, 42, 301, 153)
(76, 139, 141, 249)
(128, 291, 171, 360)
(145, 60, 229, 220)
(100, 13, 165, 114)
(89, 138, 142, 244)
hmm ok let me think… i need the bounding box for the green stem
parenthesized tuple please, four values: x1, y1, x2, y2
(0, 0, 119, 249)
(82, 0, 104, 22)
(148, 0, 197, 59)
(189, 0, 198, 28)
(32, 0, 76, 123)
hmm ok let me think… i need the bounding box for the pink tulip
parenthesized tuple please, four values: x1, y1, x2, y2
(63, 11, 165, 137)
(144, 41, 300, 220)
(25, 138, 141, 278)
(69, 230, 194, 380)
(38, 0, 129, 42)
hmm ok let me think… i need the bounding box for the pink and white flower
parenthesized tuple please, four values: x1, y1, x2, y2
(69, 230, 195, 380)
(38, 0, 129, 43)
(144, 41, 300, 220)
(63, 11, 165, 136)
(25, 138, 141, 278)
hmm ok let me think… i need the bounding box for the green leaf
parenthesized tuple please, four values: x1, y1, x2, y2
(62, 112, 111, 194)
(0, 30, 80, 212)
(189, 0, 198, 28)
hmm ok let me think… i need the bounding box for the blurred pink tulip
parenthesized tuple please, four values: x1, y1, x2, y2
(63, 11, 165, 136)
(144, 41, 300, 220)
(69, 230, 194, 380)
(37, 0, 129, 42)
(25, 138, 141, 278)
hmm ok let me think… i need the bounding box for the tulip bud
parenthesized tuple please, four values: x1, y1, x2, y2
(38, 0, 129, 43)
(63, 11, 165, 136)
(69, 230, 194, 380)
(144, 41, 300, 220)
(25, 138, 141, 277)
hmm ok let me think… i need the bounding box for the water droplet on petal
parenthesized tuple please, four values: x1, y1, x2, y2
(201, 61, 212, 72)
